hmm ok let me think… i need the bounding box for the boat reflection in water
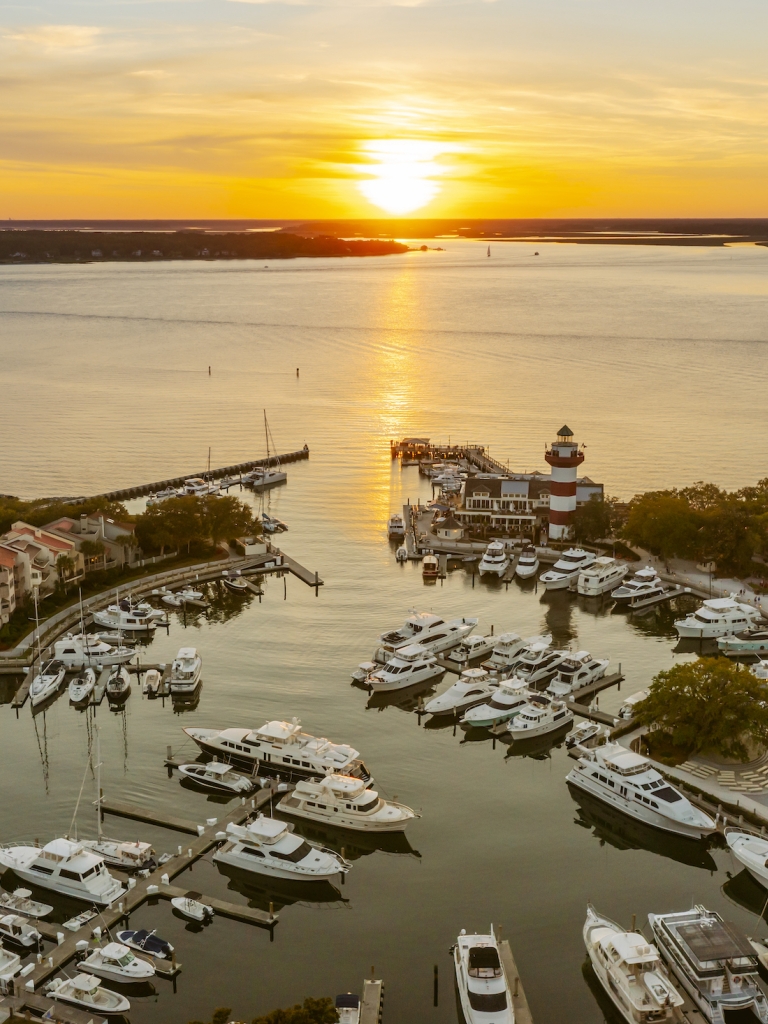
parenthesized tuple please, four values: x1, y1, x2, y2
(569, 787, 718, 872)
(503, 722, 572, 762)
(171, 688, 202, 714)
(581, 957, 627, 1024)
(275, 815, 421, 863)
(215, 863, 348, 914)
(365, 680, 441, 715)
(722, 867, 768, 920)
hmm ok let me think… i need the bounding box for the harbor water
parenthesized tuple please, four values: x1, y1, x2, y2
(1, 241, 768, 1023)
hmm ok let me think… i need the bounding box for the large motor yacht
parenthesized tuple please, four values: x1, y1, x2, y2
(725, 829, 768, 888)
(448, 634, 496, 664)
(93, 598, 166, 632)
(168, 647, 202, 695)
(0, 837, 125, 904)
(277, 774, 418, 832)
(505, 693, 572, 740)
(611, 566, 665, 604)
(514, 644, 569, 686)
(718, 627, 768, 655)
(478, 542, 509, 578)
(183, 719, 372, 784)
(423, 668, 496, 717)
(577, 557, 628, 597)
(387, 514, 405, 537)
(29, 661, 66, 707)
(366, 645, 443, 692)
(515, 545, 539, 580)
(539, 548, 596, 591)
(583, 904, 683, 1024)
(461, 678, 531, 729)
(481, 633, 552, 676)
(452, 926, 513, 1024)
(674, 597, 763, 639)
(546, 651, 609, 698)
(375, 611, 478, 662)
(53, 634, 134, 669)
(648, 906, 768, 1023)
(213, 815, 350, 881)
(566, 742, 716, 839)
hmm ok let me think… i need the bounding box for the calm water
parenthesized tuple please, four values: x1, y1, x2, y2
(1, 242, 768, 1024)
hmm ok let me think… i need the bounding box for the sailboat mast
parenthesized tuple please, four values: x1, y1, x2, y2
(95, 723, 103, 840)
(264, 409, 270, 462)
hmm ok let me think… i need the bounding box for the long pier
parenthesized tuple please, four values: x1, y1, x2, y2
(498, 936, 533, 1024)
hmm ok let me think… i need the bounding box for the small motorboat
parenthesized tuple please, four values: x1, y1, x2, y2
(261, 512, 287, 533)
(223, 573, 249, 593)
(69, 668, 96, 705)
(422, 554, 440, 579)
(94, 631, 136, 647)
(171, 896, 214, 922)
(29, 660, 66, 707)
(116, 928, 175, 960)
(565, 721, 606, 749)
(177, 762, 255, 794)
(46, 972, 130, 1015)
(395, 546, 408, 562)
(106, 665, 131, 701)
(143, 668, 162, 697)
(161, 590, 184, 607)
(80, 941, 155, 981)
(176, 587, 203, 602)
(0, 888, 53, 918)
(0, 913, 42, 948)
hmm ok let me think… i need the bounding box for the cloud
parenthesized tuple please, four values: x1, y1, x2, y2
(129, 69, 169, 78)
(226, 0, 495, 6)
(3, 25, 102, 49)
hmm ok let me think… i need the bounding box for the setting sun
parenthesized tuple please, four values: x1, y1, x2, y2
(356, 140, 449, 215)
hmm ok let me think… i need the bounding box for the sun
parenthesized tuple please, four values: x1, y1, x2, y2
(357, 140, 447, 215)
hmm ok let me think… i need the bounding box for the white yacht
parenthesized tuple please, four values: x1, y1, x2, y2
(169, 647, 202, 695)
(387, 514, 405, 537)
(448, 634, 496, 664)
(577, 557, 628, 597)
(0, 888, 52, 918)
(506, 693, 572, 740)
(481, 633, 552, 676)
(366, 645, 443, 692)
(584, 904, 683, 1024)
(375, 611, 478, 662)
(0, 838, 125, 904)
(178, 762, 255, 794)
(93, 599, 165, 632)
(461, 678, 530, 729)
(566, 742, 716, 839)
(80, 941, 155, 982)
(725, 829, 768, 888)
(106, 665, 131, 700)
(718, 627, 768, 654)
(183, 719, 372, 784)
(183, 477, 220, 496)
(478, 541, 509, 577)
(68, 668, 96, 705)
(546, 651, 609, 698)
(515, 545, 539, 580)
(213, 815, 350, 881)
(277, 774, 418, 832)
(46, 973, 130, 1016)
(453, 926, 513, 1024)
(422, 554, 440, 579)
(423, 668, 496, 717)
(395, 545, 408, 562)
(53, 634, 134, 669)
(80, 838, 155, 872)
(243, 467, 286, 490)
(675, 597, 763, 639)
(611, 566, 665, 603)
(29, 660, 66, 707)
(515, 644, 569, 685)
(0, 914, 41, 948)
(540, 548, 596, 590)
(649, 906, 768, 1023)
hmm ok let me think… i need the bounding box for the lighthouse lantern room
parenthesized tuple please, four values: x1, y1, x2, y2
(544, 425, 585, 540)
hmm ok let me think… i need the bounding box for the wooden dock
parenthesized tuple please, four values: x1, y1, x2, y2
(498, 938, 533, 1024)
(100, 799, 204, 835)
(359, 979, 384, 1024)
(10, 666, 34, 708)
(1, 992, 108, 1024)
(159, 883, 277, 927)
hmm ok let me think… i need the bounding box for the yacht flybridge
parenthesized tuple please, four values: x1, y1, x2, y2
(213, 815, 350, 881)
(375, 611, 478, 662)
(566, 742, 716, 839)
(0, 838, 125, 904)
(478, 541, 509, 578)
(423, 668, 496, 717)
(461, 678, 530, 729)
(453, 925, 513, 1024)
(168, 647, 202, 695)
(583, 904, 683, 1024)
(277, 774, 419, 832)
(93, 597, 167, 632)
(546, 651, 609, 698)
(611, 567, 665, 604)
(577, 557, 628, 597)
(365, 645, 443, 692)
(481, 634, 552, 676)
(674, 597, 763, 639)
(183, 719, 372, 784)
(648, 906, 768, 1023)
(539, 548, 596, 591)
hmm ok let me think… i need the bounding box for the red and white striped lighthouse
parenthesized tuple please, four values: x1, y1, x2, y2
(544, 425, 584, 540)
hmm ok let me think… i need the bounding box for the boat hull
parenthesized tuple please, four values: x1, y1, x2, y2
(213, 847, 343, 882)
(566, 775, 713, 840)
(276, 802, 413, 833)
(541, 573, 577, 591)
(515, 563, 538, 579)
(368, 665, 443, 692)
(507, 716, 572, 740)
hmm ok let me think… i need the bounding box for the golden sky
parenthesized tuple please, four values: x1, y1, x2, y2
(2, 1, 767, 218)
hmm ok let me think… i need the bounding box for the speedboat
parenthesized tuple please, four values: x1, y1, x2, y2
(0, 888, 52, 918)
(0, 914, 41, 948)
(566, 742, 716, 839)
(169, 647, 202, 695)
(213, 815, 350, 881)
(29, 660, 66, 707)
(53, 633, 134, 669)
(545, 651, 609, 697)
(178, 762, 255, 794)
(183, 719, 372, 784)
(478, 541, 509, 578)
(423, 668, 496, 717)
(718, 627, 768, 654)
(448, 634, 496, 664)
(143, 668, 162, 696)
(461, 678, 530, 729)
(505, 693, 572, 740)
(649, 906, 768, 1023)
(422, 554, 440, 579)
(46, 973, 130, 1016)
(68, 667, 96, 705)
(171, 896, 214, 921)
(366, 645, 443, 692)
(116, 928, 174, 960)
(566, 721, 606, 749)
(675, 597, 763, 639)
(395, 545, 408, 562)
(0, 837, 125, 904)
(375, 610, 478, 662)
(725, 829, 768, 888)
(80, 941, 155, 981)
(261, 512, 287, 533)
(611, 566, 665, 603)
(79, 837, 155, 872)
(277, 774, 419, 832)
(577, 557, 628, 597)
(481, 633, 552, 676)
(515, 545, 539, 579)
(452, 925, 513, 1024)
(539, 548, 596, 590)
(584, 904, 683, 1023)
(106, 664, 131, 701)
(387, 514, 405, 537)
(514, 644, 569, 685)
(223, 573, 250, 593)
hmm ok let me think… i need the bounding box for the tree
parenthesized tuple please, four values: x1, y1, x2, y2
(200, 495, 255, 547)
(634, 657, 768, 761)
(622, 492, 701, 560)
(573, 494, 614, 543)
(251, 997, 338, 1024)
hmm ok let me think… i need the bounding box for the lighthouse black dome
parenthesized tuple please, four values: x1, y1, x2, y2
(557, 425, 574, 437)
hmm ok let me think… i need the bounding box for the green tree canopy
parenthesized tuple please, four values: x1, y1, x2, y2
(188, 997, 338, 1024)
(573, 494, 615, 543)
(635, 657, 768, 761)
(134, 494, 256, 555)
(200, 494, 256, 546)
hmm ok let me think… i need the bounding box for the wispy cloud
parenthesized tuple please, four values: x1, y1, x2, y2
(3, 25, 102, 49)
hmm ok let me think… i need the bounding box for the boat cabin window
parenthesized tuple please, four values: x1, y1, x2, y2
(468, 991, 507, 1012)
(653, 787, 681, 803)
(301, 761, 310, 767)
(32, 865, 53, 875)
(82, 866, 99, 878)
(356, 795, 379, 813)
(269, 841, 312, 863)
(60, 869, 82, 881)
(242, 847, 265, 858)
(468, 947, 502, 978)
(317, 803, 327, 810)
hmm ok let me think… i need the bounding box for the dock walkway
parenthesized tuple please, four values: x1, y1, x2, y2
(498, 938, 533, 1024)
(359, 979, 384, 1024)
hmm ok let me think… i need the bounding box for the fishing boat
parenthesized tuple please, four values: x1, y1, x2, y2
(29, 660, 66, 707)
(171, 896, 214, 922)
(46, 973, 130, 1016)
(222, 572, 250, 593)
(68, 667, 96, 705)
(423, 668, 496, 717)
(0, 914, 41, 948)
(277, 774, 419, 832)
(213, 815, 350, 881)
(366, 645, 443, 692)
(0, 888, 52, 918)
(566, 721, 606, 749)
(515, 545, 539, 579)
(168, 647, 202, 696)
(452, 925, 513, 1024)
(505, 693, 573, 740)
(177, 762, 255, 794)
(79, 941, 155, 981)
(116, 928, 174, 960)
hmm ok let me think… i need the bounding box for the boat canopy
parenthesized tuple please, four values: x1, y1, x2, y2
(468, 946, 500, 971)
(677, 919, 755, 963)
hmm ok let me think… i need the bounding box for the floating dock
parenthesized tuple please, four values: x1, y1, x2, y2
(498, 938, 533, 1024)
(359, 979, 384, 1024)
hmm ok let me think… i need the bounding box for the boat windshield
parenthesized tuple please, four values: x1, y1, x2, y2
(468, 990, 507, 1011)
(268, 841, 313, 863)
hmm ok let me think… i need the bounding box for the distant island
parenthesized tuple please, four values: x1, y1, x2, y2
(0, 230, 409, 265)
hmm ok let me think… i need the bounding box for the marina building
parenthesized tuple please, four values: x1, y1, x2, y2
(45, 511, 138, 572)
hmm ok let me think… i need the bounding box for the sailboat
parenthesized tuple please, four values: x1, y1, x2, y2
(242, 411, 287, 491)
